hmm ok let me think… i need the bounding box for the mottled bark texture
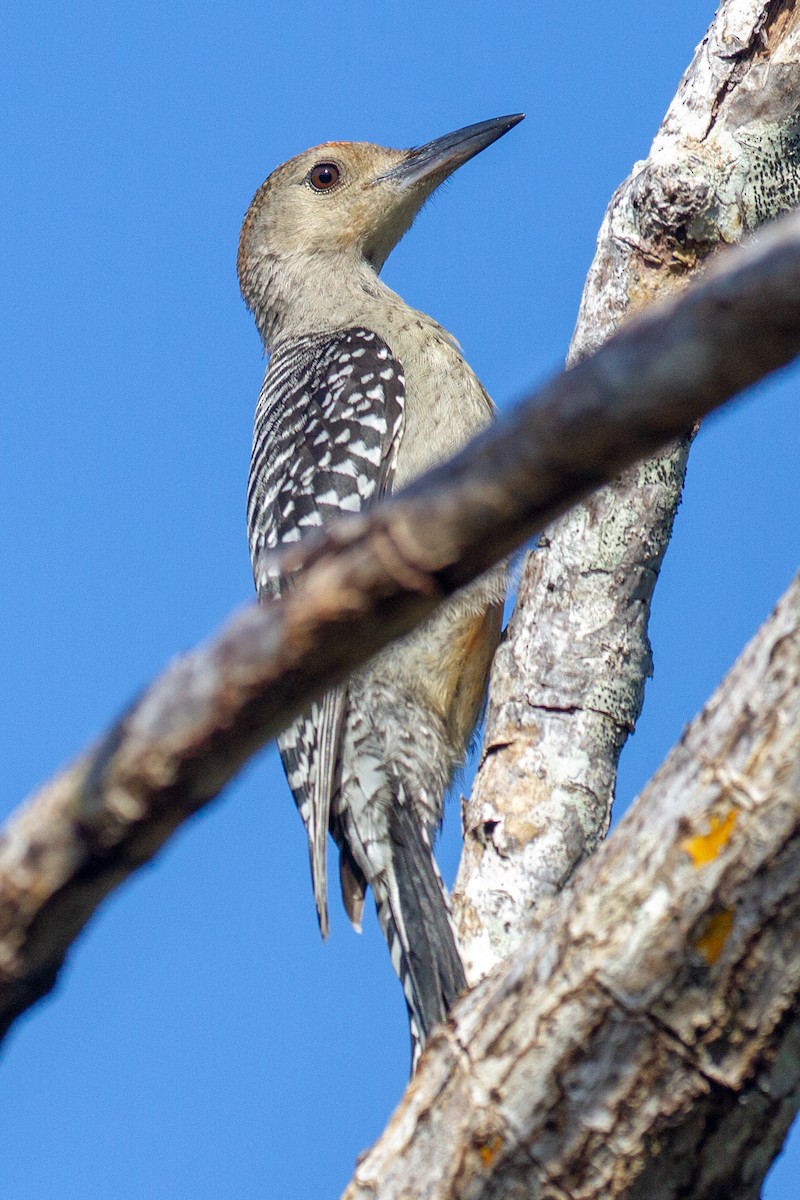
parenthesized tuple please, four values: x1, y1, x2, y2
(3, 212, 800, 1040)
(455, 0, 800, 982)
(346, 573, 800, 1200)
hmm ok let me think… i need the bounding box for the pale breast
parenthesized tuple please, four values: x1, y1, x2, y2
(382, 314, 495, 490)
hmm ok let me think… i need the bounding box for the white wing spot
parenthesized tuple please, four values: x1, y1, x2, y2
(358, 413, 386, 432)
(350, 440, 381, 465)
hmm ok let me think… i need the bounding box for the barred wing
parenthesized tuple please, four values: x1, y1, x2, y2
(246, 327, 405, 935)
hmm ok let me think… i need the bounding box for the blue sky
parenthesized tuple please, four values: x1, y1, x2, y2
(3, 3, 799, 1197)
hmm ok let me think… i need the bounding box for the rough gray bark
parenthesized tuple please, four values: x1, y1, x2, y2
(2, 212, 800, 1040)
(345, 572, 800, 1200)
(455, 0, 800, 982)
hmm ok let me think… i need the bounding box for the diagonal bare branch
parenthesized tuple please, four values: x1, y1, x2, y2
(2, 210, 800, 1042)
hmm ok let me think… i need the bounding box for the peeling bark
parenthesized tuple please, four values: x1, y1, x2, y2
(455, 0, 800, 982)
(346, 573, 800, 1200)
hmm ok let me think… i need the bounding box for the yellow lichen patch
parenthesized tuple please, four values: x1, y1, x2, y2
(681, 809, 738, 867)
(477, 1134, 504, 1167)
(695, 908, 735, 965)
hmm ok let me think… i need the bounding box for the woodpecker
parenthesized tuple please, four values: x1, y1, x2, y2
(239, 114, 522, 1064)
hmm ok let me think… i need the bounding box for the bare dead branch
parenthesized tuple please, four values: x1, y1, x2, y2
(345, 571, 800, 1200)
(456, 0, 800, 980)
(2, 209, 800, 1042)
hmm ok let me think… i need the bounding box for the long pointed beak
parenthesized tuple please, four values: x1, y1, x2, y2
(377, 113, 524, 190)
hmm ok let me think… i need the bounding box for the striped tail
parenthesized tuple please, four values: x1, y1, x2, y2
(378, 794, 467, 1069)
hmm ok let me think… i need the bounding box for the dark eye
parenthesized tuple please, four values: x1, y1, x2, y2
(308, 162, 340, 191)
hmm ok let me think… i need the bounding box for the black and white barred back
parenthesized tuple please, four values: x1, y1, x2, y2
(247, 328, 404, 574)
(247, 326, 467, 1066)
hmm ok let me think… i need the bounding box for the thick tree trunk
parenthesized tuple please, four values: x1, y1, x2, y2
(345, 573, 800, 1200)
(455, 0, 800, 982)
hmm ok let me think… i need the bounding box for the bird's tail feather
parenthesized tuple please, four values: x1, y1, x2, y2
(378, 795, 467, 1067)
(278, 690, 346, 941)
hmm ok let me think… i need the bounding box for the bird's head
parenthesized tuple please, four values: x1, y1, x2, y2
(237, 115, 523, 326)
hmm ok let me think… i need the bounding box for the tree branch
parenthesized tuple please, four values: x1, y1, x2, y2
(345, 571, 800, 1200)
(455, 0, 800, 980)
(2, 209, 800, 1042)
